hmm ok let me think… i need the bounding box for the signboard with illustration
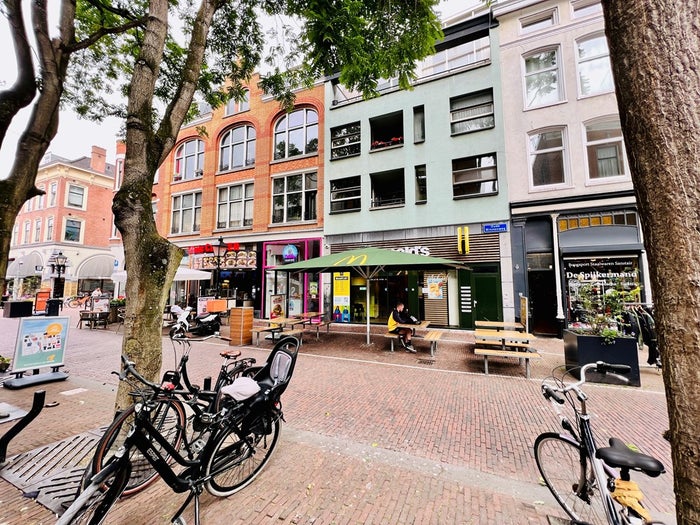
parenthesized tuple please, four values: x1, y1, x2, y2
(332, 272, 350, 322)
(12, 316, 70, 373)
(270, 294, 286, 319)
(426, 275, 445, 299)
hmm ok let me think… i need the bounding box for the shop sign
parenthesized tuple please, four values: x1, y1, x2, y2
(282, 244, 299, 262)
(192, 250, 257, 270)
(393, 246, 430, 256)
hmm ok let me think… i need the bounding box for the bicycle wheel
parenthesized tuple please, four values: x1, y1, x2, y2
(58, 458, 131, 525)
(89, 398, 185, 496)
(534, 432, 608, 524)
(205, 415, 280, 496)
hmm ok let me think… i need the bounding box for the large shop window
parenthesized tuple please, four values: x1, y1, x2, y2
(174, 139, 205, 181)
(274, 108, 318, 160)
(217, 183, 254, 228)
(272, 172, 317, 223)
(171, 191, 202, 234)
(529, 128, 567, 187)
(524, 47, 562, 108)
(452, 153, 498, 198)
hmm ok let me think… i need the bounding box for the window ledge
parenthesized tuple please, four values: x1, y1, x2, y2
(370, 203, 405, 211)
(270, 151, 318, 165)
(369, 143, 403, 153)
(216, 165, 255, 176)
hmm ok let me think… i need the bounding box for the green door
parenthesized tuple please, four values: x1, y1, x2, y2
(458, 265, 502, 328)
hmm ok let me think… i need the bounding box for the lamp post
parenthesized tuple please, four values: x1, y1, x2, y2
(211, 236, 227, 299)
(50, 252, 68, 298)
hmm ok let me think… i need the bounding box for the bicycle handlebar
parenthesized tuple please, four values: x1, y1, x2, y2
(543, 361, 631, 402)
(170, 331, 231, 343)
(115, 355, 191, 397)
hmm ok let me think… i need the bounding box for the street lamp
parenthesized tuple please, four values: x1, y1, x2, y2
(211, 236, 227, 299)
(50, 252, 68, 298)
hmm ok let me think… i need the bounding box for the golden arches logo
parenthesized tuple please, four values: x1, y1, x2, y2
(333, 254, 368, 266)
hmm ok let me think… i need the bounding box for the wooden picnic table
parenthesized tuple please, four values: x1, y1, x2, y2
(473, 328, 540, 378)
(474, 320, 525, 332)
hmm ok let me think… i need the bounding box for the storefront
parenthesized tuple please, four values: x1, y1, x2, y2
(263, 239, 322, 318)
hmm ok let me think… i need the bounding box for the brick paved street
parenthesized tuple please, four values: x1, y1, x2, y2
(0, 309, 675, 524)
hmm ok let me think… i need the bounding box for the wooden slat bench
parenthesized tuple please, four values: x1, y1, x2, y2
(473, 347, 541, 379)
(423, 330, 443, 357)
(384, 332, 403, 352)
(306, 319, 332, 340)
(251, 326, 275, 346)
(279, 329, 303, 345)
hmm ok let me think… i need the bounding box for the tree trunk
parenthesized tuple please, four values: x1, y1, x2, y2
(113, 0, 218, 411)
(603, 2, 700, 523)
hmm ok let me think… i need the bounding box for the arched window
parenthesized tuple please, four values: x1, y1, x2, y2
(174, 139, 205, 181)
(219, 125, 256, 171)
(224, 89, 250, 116)
(273, 108, 318, 160)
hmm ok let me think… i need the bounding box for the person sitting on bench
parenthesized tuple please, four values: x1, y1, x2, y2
(387, 301, 416, 353)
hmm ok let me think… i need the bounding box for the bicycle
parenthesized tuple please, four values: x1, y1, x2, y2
(85, 332, 257, 497)
(534, 361, 666, 525)
(64, 294, 92, 309)
(58, 336, 300, 525)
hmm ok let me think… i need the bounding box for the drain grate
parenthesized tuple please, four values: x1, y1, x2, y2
(417, 358, 435, 365)
(0, 427, 106, 515)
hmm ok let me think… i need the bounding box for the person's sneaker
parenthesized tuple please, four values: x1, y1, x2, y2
(405, 344, 416, 353)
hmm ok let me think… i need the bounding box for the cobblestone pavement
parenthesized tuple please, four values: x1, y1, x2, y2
(0, 309, 675, 524)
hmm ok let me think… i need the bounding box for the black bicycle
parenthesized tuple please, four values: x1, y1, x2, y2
(58, 336, 299, 525)
(534, 361, 666, 525)
(84, 332, 257, 497)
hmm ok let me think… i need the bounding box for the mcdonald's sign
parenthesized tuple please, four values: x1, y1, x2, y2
(333, 254, 368, 266)
(457, 226, 469, 254)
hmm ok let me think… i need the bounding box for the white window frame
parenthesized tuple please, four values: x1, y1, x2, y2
(523, 46, 564, 109)
(217, 182, 254, 229)
(219, 125, 256, 171)
(49, 182, 57, 207)
(271, 172, 317, 223)
(23, 220, 30, 244)
(273, 108, 319, 160)
(452, 154, 498, 198)
(450, 90, 495, 135)
(170, 191, 202, 235)
(329, 176, 362, 213)
(224, 89, 250, 116)
(64, 217, 83, 243)
(584, 118, 628, 183)
(528, 127, 569, 189)
(173, 139, 205, 181)
(519, 8, 558, 34)
(330, 122, 361, 160)
(66, 184, 86, 209)
(576, 33, 614, 97)
(572, 0, 602, 18)
(33, 218, 41, 243)
(46, 216, 54, 241)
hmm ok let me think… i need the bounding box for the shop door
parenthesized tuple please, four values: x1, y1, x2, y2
(458, 267, 501, 328)
(528, 269, 558, 335)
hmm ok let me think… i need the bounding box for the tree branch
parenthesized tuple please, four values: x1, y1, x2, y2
(67, 16, 148, 53)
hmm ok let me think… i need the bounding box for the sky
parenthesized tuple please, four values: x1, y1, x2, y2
(0, 0, 481, 177)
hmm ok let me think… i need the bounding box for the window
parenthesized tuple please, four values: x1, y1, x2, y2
(34, 219, 41, 242)
(520, 9, 557, 33)
(452, 154, 498, 198)
(529, 129, 567, 187)
(217, 183, 254, 228)
(417, 36, 490, 77)
(49, 182, 57, 206)
(67, 184, 85, 208)
(170, 191, 202, 234)
(413, 106, 425, 143)
(26, 198, 32, 212)
(46, 216, 54, 241)
(585, 119, 626, 180)
(415, 165, 427, 203)
(23, 221, 30, 244)
(38, 185, 45, 209)
(273, 108, 318, 160)
(219, 125, 256, 171)
(572, 0, 602, 18)
(12, 224, 18, 246)
(370, 169, 404, 208)
(370, 111, 403, 150)
(577, 34, 613, 96)
(174, 139, 205, 181)
(450, 90, 494, 135)
(64, 219, 82, 242)
(272, 172, 317, 223)
(330, 122, 361, 160)
(224, 89, 250, 116)
(524, 47, 562, 108)
(330, 176, 361, 213)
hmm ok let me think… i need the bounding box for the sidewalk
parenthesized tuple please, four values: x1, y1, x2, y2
(0, 308, 674, 524)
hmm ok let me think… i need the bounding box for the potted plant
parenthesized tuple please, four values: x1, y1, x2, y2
(564, 283, 641, 386)
(108, 296, 126, 323)
(0, 356, 11, 373)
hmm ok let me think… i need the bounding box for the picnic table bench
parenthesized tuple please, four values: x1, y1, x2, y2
(473, 328, 540, 378)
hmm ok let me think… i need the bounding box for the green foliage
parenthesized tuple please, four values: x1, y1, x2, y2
(570, 282, 640, 343)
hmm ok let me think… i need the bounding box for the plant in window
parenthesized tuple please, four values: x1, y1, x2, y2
(569, 282, 639, 344)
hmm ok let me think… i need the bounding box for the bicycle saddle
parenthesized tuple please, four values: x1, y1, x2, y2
(596, 437, 665, 477)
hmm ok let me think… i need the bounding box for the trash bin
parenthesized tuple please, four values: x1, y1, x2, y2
(46, 298, 63, 316)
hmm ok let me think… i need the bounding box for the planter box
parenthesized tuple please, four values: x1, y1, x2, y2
(563, 330, 641, 387)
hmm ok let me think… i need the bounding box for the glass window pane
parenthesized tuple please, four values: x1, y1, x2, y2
(272, 195, 285, 223)
(287, 175, 302, 192)
(288, 129, 304, 156)
(531, 151, 564, 186)
(273, 178, 285, 194)
(288, 109, 304, 128)
(287, 193, 302, 221)
(306, 124, 318, 152)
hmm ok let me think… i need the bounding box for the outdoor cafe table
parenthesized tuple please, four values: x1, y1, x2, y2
(474, 320, 525, 332)
(262, 317, 307, 340)
(474, 329, 533, 350)
(397, 320, 430, 335)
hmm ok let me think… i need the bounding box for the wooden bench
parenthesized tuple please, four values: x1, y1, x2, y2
(473, 347, 541, 379)
(279, 329, 303, 345)
(423, 330, 443, 357)
(251, 326, 275, 346)
(384, 332, 403, 352)
(306, 319, 332, 340)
